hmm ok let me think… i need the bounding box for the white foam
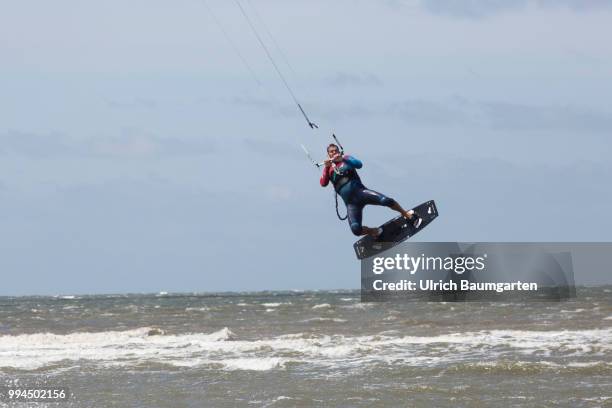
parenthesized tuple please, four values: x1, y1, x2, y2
(273, 396, 295, 402)
(185, 307, 209, 312)
(0, 327, 236, 370)
(311, 303, 331, 309)
(341, 303, 377, 310)
(222, 358, 286, 371)
(567, 361, 612, 368)
(560, 309, 586, 313)
(301, 318, 347, 323)
(1, 327, 609, 372)
(261, 303, 290, 307)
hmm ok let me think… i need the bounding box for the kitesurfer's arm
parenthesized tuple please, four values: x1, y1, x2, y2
(343, 155, 362, 169)
(320, 164, 331, 187)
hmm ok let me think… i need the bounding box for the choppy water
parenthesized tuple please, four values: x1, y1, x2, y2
(1, 287, 611, 407)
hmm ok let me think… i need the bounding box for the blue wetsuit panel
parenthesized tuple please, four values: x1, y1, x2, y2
(332, 155, 396, 236)
(345, 189, 396, 236)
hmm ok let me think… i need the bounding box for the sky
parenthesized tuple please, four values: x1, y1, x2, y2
(1, 0, 612, 295)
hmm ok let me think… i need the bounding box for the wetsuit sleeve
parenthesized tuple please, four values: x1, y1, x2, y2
(343, 155, 363, 169)
(320, 166, 330, 187)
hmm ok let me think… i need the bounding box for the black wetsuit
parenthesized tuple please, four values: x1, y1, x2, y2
(320, 155, 396, 235)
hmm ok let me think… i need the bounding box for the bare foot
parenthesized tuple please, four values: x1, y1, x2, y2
(402, 209, 415, 219)
(363, 227, 382, 238)
(402, 210, 422, 228)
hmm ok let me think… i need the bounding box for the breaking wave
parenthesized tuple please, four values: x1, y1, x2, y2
(1, 327, 610, 372)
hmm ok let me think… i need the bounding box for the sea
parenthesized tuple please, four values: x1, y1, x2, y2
(0, 287, 611, 407)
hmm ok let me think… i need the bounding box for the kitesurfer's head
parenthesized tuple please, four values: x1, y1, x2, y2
(327, 143, 341, 161)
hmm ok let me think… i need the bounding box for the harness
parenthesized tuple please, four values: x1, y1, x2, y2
(301, 134, 353, 222)
(330, 164, 357, 194)
(329, 160, 361, 221)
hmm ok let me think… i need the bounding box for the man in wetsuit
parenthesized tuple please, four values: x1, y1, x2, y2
(320, 143, 421, 237)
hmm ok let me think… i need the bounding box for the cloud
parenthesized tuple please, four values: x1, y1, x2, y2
(0, 131, 75, 158)
(265, 185, 294, 201)
(391, 99, 473, 126)
(367, 153, 612, 240)
(536, 0, 612, 12)
(3, 153, 612, 295)
(0, 130, 216, 159)
(322, 72, 383, 88)
(227, 95, 297, 119)
(106, 98, 158, 110)
(321, 104, 378, 121)
(418, 0, 527, 18)
(0, 176, 334, 294)
(417, 0, 612, 19)
(243, 138, 302, 159)
(478, 101, 612, 132)
(291, 96, 612, 133)
(229, 95, 277, 110)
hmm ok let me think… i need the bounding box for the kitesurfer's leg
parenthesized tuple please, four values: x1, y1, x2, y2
(361, 226, 383, 237)
(347, 203, 381, 237)
(390, 202, 415, 220)
(346, 203, 364, 236)
(358, 188, 422, 228)
(389, 202, 422, 228)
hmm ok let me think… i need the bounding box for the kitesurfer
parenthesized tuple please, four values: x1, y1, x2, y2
(320, 144, 422, 237)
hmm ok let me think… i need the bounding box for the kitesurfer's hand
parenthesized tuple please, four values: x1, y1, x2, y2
(324, 158, 332, 167)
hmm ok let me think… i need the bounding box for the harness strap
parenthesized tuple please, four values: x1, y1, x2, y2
(335, 191, 348, 221)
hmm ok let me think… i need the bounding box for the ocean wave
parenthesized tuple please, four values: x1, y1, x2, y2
(301, 318, 348, 323)
(446, 360, 612, 375)
(340, 303, 378, 310)
(0, 327, 236, 370)
(1, 327, 609, 372)
(55, 295, 78, 300)
(261, 303, 290, 307)
(560, 309, 586, 313)
(222, 357, 287, 371)
(184, 307, 210, 312)
(311, 303, 331, 310)
(162, 357, 289, 371)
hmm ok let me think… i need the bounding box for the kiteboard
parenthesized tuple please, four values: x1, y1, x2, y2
(353, 200, 438, 260)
